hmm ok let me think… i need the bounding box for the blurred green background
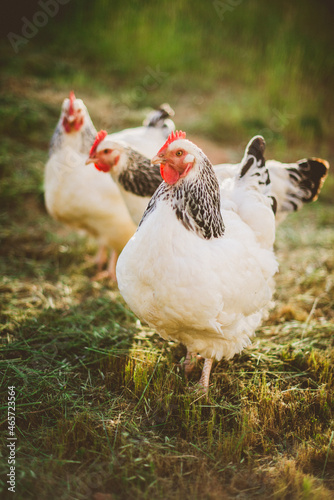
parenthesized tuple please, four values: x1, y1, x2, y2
(1, 0, 333, 199)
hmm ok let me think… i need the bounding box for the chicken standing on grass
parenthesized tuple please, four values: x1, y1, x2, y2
(44, 92, 136, 280)
(115, 132, 279, 392)
(45, 94, 175, 279)
(87, 130, 329, 226)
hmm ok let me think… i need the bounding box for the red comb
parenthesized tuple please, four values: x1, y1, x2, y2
(90, 130, 108, 156)
(68, 91, 75, 115)
(157, 130, 187, 155)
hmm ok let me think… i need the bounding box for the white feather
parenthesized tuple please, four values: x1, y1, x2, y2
(117, 182, 278, 361)
(45, 147, 136, 254)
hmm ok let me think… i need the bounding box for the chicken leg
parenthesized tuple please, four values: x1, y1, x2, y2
(106, 250, 118, 281)
(198, 358, 213, 392)
(95, 245, 108, 271)
(92, 249, 118, 282)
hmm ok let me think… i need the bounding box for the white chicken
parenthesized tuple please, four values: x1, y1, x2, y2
(44, 92, 137, 279)
(84, 104, 175, 225)
(48, 91, 97, 156)
(86, 132, 164, 224)
(116, 132, 279, 391)
(87, 130, 329, 226)
(102, 103, 175, 158)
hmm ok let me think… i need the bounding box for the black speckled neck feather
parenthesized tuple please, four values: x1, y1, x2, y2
(118, 148, 163, 197)
(140, 153, 225, 240)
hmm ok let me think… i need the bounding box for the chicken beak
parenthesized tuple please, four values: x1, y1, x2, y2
(67, 114, 76, 123)
(151, 154, 164, 165)
(85, 156, 96, 165)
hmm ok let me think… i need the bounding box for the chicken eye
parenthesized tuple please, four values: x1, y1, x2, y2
(175, 150, 183, 157)
(103, 149, 110, 154)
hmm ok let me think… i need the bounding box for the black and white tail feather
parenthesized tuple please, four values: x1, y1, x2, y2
(239, 135, 266, 177)
(282, 158, 329, 211)
(238, 136, 277, 214)
(143, 103, 175, 137)
(264, 157, 329, 224)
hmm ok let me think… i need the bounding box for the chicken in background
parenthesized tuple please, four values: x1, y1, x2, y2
(48, 91, 97, 156)
(44, 91, 137, 280)
(86, 130, 329, 226)
(84, 104, 176, 225)
(105, 103, 175, 158)
(86, 131, 162, 224)
(116, 132, 279, 392)
(214, 157, 329, 224)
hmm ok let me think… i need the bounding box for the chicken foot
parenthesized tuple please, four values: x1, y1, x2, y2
(92, 250, 118, 282)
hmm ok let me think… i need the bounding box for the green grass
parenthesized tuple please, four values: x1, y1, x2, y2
(1, 1, 334, 497)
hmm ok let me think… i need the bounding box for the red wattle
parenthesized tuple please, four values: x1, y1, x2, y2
(62, 117, 71, 133)
(94, 162, 110, 173)
(62, 116, 83, 133)
(74, 117, 84, 131)
(160, 162, 180, 185)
